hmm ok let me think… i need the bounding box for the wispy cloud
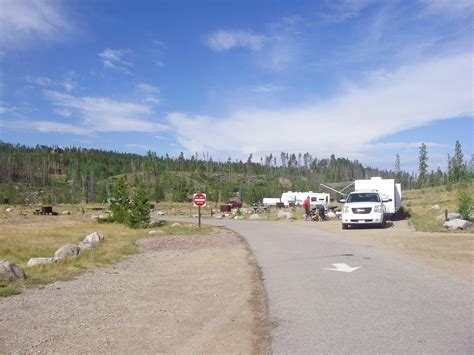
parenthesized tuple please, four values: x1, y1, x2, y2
(26, 76, 53, 87)
(205, 30, 267, 51)
(420, 0, 474, 19)
(0, 0, 73, 50)
(26, 73, 77, 92)
(135, 83, 160, 105)
(98, 48, 134, 73)
(321, 0, 378, 23)
(43, 90, 168, 133)
(168, 52, 472, 165)
(0, 118, 90, 135)
(248, 84, 284, 94)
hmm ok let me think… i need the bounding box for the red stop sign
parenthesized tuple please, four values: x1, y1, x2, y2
(193, 193, 206, 207)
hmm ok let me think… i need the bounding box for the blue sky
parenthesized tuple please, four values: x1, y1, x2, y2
(0, 0, 472, 173)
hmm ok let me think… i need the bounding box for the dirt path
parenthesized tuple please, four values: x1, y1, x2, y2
(0, 230, 268, 354)
(294, 219, 474, 282)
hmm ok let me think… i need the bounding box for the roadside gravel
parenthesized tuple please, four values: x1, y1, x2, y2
(0, 230, 268, 354)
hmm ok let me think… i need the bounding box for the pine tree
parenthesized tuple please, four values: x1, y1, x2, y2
(418, 143, 428, 188)
(395, 154, 401, 182)
(110, 177, 129, 223)
(452, 140, 466, 182)
(128, 181, 150, 228)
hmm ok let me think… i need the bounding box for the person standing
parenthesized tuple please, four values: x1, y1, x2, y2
(303, 196, 311, 221)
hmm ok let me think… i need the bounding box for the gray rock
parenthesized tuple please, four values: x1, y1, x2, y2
(5, 208, 12, 212)
(62, 211, 70, 215)
(78, 241, 96, 250)
(249, 214, 261, 220)
(148, 230, 164, 235)
(429, 204, 440, 210)
(84, 232, 104, 243)
(171, 223, 181, 227)
(54, 244, 80, 259)
(443, 219, 472, 230)
(213, 214, 223, 219)
(447, 213, 462, 221)
(27, 257, 58, 267)
(0, 259, 26, 281)
(277, 210, 293, 219)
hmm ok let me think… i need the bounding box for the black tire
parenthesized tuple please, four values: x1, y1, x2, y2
(342, 223, 348, 230)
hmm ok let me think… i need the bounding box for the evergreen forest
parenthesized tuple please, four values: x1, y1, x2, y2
(0, 141, 471, 205)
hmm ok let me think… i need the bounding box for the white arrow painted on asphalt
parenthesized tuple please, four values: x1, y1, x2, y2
(323, 263, 361, 273)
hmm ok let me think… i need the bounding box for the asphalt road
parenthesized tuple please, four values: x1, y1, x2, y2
(171, 218, 473, 354)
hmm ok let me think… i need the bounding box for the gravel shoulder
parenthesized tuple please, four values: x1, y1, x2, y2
(293, 219, 474, 282)
(0, 230, 269, 354)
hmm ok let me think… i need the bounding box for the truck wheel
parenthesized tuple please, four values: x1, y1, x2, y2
(342, 223, 348, 230)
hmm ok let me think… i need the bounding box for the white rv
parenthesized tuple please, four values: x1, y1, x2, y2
(354, 177, 401, 214)
(280, 191, 330, 207)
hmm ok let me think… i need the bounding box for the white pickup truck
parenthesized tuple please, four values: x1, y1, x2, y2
(340, 190, 391, 229)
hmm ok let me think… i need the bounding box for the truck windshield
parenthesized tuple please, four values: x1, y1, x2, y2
(347, 193, 380, 203)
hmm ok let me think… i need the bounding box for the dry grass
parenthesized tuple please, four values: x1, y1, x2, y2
(0, 209, 216, 297)
(403, 182, 473, 232)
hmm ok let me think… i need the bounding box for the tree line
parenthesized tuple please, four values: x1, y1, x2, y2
(0, 141, 471, 205)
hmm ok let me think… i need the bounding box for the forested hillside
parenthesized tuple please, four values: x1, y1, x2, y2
(0, 141, 425, 205)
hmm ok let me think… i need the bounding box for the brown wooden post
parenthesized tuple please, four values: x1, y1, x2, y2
(445, 209, 448, 222)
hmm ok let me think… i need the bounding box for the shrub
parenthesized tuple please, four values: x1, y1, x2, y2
(457, 184, 472, 221)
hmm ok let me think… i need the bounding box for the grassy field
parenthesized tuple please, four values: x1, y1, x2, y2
(0, 210, 215, 297)
(403, 182, 473, 232)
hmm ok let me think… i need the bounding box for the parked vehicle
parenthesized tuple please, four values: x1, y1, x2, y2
(226, 200, 242, 208)
(340, 190, 390, 229)
(280, 191, 330, 207)
(354, 177, 401, 216)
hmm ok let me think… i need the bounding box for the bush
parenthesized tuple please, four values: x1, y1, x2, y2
(457, 184, 472, 221)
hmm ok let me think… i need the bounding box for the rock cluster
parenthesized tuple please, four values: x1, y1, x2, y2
(26, 232, 105, 268)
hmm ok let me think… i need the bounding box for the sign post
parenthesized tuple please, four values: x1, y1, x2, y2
(193, 193, 206, 228)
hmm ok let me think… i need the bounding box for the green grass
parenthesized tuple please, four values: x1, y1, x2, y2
(0, 215, 217, 297)
(403, 182, 473, 232)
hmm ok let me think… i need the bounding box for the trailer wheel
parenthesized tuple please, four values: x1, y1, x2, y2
(342, 223, 348, 230)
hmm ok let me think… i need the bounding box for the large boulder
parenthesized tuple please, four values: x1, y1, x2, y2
(249, 214, 261, 220)
(277, 210, 293, 219)
(0, 259, 26, 281)
(447, 213, 461, 221)
(436, 212, 462, 221)
(27, 257, 58, 267)
(84, 232, 104, 243)
(443, 219, 472, 230)
(78, 241, 96, 250)
(54, 244, 80, 260)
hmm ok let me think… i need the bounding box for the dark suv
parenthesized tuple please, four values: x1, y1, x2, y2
(226, 200, 242, 208)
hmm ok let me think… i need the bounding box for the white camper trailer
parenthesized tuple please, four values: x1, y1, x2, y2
(262, 198, 281, 207)
(280, 191, 330, 207)
(354, 177, 401, 214)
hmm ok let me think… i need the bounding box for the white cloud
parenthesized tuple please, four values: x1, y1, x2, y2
(44, 90, 168, 133)
(420, 0, 474, 19)
(0, 118, 90, 135)
(26, 73, 77, 92)
(135, 83, 160, 106)
(322, 0, 378, 22)
(206, 30, 267, 51)
(167, 52, 472, 165)
(54, 108, 72, 117)
(98, 48, 133, 73)
(26, 76, 53, 87)
(248, 84, 284, 94)
(0, 0, 72, 49)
